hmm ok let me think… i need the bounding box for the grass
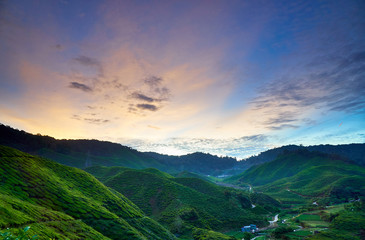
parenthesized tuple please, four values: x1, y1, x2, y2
(324, 204, 345, 214)
(0, 145, 176, 240)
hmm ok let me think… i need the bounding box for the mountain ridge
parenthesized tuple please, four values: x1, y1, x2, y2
(1, 123, 364, 177)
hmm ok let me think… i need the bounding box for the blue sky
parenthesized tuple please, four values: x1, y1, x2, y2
(0, 0, 364, 158)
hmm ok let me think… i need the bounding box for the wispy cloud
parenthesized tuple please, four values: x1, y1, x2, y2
(144, 76, 162, 88)
(69, 82, 93, 92)
(131, 92, 155, 102)
(73, 55, 104, 76)
(131, 92, 156, 102)
(136, 104, 158, 111)
(83, 118, 110, 124)
(250, 49, 365, 130)
(74, 55, 100, 67)
(121, 134, 272, 159)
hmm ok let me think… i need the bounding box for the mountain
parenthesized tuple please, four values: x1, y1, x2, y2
(0, 145, 175, 240)
(85, 166, 280, 238)
(226, 150, 365, 205)
(2, 123, 364, 177)
(240, 144, 365, 168)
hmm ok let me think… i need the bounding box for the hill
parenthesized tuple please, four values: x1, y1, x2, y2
(226, 150, 365, 205)
(85, 166, 280, 238)
(0, 145, 175, 240)
(240, 144, 365, 168)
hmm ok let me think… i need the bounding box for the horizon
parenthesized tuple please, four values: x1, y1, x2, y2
(2, 122, 363, 161)
(1, 0, 364, 158)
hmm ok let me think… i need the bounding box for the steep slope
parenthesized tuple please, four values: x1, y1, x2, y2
(226, 150, 365, 204)
(86, 166, 278, 237)
(0, 145, 175, 240)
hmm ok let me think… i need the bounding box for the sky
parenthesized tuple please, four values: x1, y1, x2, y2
(0, 0, 364, 159)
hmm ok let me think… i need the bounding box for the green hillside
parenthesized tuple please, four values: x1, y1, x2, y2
(86, 166, 279, 238)
(0, 145, 175, 240)
(226, 150, 365, 205)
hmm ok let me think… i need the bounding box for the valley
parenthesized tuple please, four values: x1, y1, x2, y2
(0, 125, 364, 239)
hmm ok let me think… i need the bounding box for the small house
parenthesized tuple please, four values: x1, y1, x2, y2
(241, 224, 257, 233)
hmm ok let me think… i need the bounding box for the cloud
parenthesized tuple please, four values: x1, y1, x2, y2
(126, 76, 171, 112)
(73, 55, 104, 77)
(268, 124, 299, 130)
(83, 118, 110, 124)
(136, 104, 158, 111)
(68, 82, 93, 92)
(238, 134, 268, 143)
(73, 55, 100, 67)
(131, 92, 156, 103)
(144, 76, 162, 88)
(71, 114, 110, 124)
(143, 75, 171, 99)
(148, 125, 161, 130)
(121, 134, 272, 159)
(250, 49, 365, 130)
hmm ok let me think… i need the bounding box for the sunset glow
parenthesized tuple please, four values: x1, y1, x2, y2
(1, 0, 364, 158)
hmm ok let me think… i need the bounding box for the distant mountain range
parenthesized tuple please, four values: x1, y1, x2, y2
(1, 123, 364, 177)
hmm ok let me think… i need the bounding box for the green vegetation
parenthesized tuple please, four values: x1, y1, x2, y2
(226, 150, 365, 205)
(3, 124, 365, 240)
(86, 166, 278, 238)
(0, 145, 175, 240)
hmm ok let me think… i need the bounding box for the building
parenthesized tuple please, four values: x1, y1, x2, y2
(241, 224, 257, 233)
